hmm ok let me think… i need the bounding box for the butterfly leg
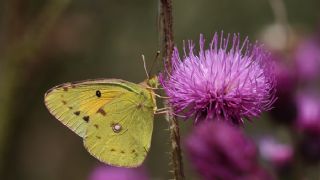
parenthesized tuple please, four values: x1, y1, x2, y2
(155, 108, 187, 118)
(155, 107, 171, 114)
(147, 87, 164, 90)
(155, 110, 169, 115)
(151, 92, 169, 99)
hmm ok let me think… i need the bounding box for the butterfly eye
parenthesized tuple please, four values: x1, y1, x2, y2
(96, 90, 101, 97)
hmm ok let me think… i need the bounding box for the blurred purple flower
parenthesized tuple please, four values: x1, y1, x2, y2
(272, 54, 297, 94)
(185, 121, 272, 180)
(259, 137, 293, 168)
(295, 37, 320, 81)
(295, 92, 320, 135)
(269, 54, 297, 124)
(160, 33, 276, 125)
(89, 165, 149, 180)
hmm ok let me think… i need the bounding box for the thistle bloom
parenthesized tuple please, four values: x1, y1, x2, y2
(272, 54, 296, 94)
(161, 33, 276, 124)
(185, 121, 271, 180)
(295, 92, 320, 135)
(259, 137, 293, 169)
(269, 54, 297, 124)
(89, 165, 149, 180)
(295, 37, 320, 81)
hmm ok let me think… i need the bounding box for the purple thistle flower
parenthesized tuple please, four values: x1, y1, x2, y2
(269, 53, 297, 124)
(185, 121, 272, 180)
(160, 33, 276, 124)
(294, 37, 320, 81)
(295, 92, 320, 136)
(259, 137, 293, 169)
(89, 165, 149, 180)
(272, 53, 297, 94)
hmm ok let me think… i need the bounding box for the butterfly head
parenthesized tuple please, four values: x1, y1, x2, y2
(146, 75, 159, 89)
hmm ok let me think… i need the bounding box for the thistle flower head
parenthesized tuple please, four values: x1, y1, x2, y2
(160, 33, 276, 124)
(185, 121, 271, 180)
(259, 137, 293, 169)
(89, 165, 149, 180)
(269, 54, 297, 124)
(295, 37, 320, 81)
(296, 92, 320, 135)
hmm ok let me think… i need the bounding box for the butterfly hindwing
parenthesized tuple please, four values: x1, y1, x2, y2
(83, 92, 154, 167)
(44, 79, 138, 137)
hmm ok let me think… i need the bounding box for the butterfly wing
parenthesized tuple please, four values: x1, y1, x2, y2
(83, 92, 154, 167)
(44, 79, 138, 137)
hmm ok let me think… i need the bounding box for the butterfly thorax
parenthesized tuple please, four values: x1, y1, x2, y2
(139, 76, 159, 88)
(139, 76, 158, 112)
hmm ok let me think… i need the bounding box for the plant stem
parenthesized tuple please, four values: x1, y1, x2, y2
(160, 0, 174, 72)
(159, 0, 185, 179)
(166, 101, 185, 180)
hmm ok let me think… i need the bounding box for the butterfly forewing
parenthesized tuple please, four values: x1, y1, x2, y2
(83, 92, 154, 167)
(44, 79, 137, 137)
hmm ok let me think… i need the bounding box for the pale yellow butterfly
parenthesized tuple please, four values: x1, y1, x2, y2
(44, 76, 159, 167)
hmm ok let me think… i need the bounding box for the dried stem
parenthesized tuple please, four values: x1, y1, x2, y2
(165, 102, 185, 180)
(159, 0, 185, 179)
(160, 0, 174, 72)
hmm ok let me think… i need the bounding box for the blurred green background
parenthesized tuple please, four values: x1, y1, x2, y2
(0, 0, 319, 179)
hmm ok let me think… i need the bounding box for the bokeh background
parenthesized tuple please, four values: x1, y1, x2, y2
(0, 0, 319, 179)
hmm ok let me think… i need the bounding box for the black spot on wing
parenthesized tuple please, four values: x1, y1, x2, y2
(83, 116, 90, 122)
(96, 90, 101, 97)
(97, 108, 106, 116)
(74, 111, 80, 116)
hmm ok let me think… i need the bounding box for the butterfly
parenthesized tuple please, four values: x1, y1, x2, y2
(44, 76, 159, 167)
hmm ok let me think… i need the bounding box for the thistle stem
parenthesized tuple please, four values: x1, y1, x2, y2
(159, 0, 185, 179)
(165, 102, 185, 180)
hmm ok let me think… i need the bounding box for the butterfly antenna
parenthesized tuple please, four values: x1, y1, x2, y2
(141, 54, 150, 79)
(157, 0, 163, 51)
(148, 50, 160, 76)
